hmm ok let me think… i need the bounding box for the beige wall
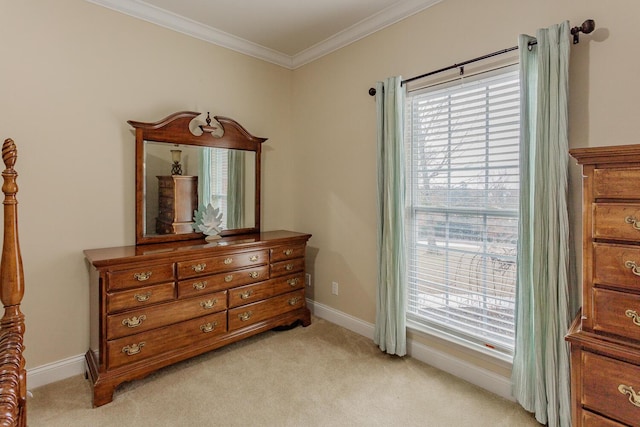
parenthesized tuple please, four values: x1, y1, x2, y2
(0, 0, 294, 368)
(2, 0, 639, 377)
(291, 0, 640, 374)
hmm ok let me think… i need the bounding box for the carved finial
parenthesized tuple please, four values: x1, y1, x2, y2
(2, 139, 17, 170)
(199, 112, 219, 135)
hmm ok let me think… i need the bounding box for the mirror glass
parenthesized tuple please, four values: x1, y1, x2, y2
(143, 141, 256, 238)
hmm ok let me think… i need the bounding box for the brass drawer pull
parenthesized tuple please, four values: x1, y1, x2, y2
(625, 216, 640, 231)
(122, 315, 146, 328)
(239, 290, 254, 300)
(238, 311, 252, 322)
(624, 260, 640, 277)
(288, 296, 302, 306)
(134, 292, 151, 302)
(193, 281, 207, 290)
(285, 264, 294, 271)
(618, 384, 640, 407)
(122, 342, 145, 356)
(192, 263, 206, 272)
(200, 299, 218, 310)
(224, 274, 234, 283)
(250, 255, 259, 262)
(223, 258, 233, 265)
(249, 271, 260, 279)
(625, 309, 640, 326)
(287, 278, 299, 287)
(134, 271, 152, 281)
(283, 249, 293, 256)
(200, 321, 218, 333)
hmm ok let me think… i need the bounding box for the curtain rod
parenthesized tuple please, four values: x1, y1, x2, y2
(368, 19, 595, 96)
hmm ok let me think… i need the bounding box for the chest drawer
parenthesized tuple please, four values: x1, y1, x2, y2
(593, 288, 640, 341)
(228, 273, 304, 308)
(177, 265, 269, 299)
(107, 282, 175, 314)
(594, 168, 640, 199)
(582, 351, 640, 426)
(580, 408, 627, 427)
(107, 290, 227, 339)
(594, 203, 640, 242)
(270, 244, 306, 262)
(228, 289, 306, 331)
(177, 250, 268, 279)
(270, 258, 305, 278)
(594, 243, 640, 291)
(107, 263, 175, 291)
(107, 311, 227, 369)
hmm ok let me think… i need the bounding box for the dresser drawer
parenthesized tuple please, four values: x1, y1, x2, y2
(107, 282, 175, 314)
(580, 409, 627, 427)
(228, 289, 306, 331)
(107, 263, 175, 291)
(228, 273, 305, 308)
(594, 243, 640, 291)
(107, 311, 227, 369)
(270, 272, 304, 297)
(582, 351, 640, 426)
(594, 168, 640, 200)
(177, 250, 268, 279)
(270, 258, 305, 278)
(177, 265, 269, 298)
(270, 244, 306, 262)
(107, 290, 227, 339)
(594, 203, 640, 241)
(593, 288, 640, 341)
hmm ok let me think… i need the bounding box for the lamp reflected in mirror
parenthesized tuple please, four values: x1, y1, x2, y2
(170, 148, 182, 175)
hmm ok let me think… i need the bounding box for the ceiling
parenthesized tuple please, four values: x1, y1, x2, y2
(87, 0, 442, 69)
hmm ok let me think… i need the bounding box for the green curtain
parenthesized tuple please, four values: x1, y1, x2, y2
(197, 147, 212, 212)
(227, 150, 245, 229)
(373, 76, 407, 356)
(511, 21, 573, 427)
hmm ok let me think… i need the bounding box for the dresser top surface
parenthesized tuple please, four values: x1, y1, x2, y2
(84, 230, 311, 267)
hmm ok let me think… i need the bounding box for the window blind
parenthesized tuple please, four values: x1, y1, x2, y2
(406, 66, 520, 356)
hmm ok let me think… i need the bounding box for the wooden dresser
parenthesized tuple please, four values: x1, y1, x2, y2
(155, 175, 198, 235)
(84, 230, 311, 407)
(567, 145, 640, 426)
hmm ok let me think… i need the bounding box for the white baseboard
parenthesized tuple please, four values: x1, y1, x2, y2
(27, 354, 85, 391)
(306, 299, 512, 401)
(27, 301, 511, 400)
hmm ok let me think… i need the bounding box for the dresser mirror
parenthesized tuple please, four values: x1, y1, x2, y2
(129, 111, 267, 245)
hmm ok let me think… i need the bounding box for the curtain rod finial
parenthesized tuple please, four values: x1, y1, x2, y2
(369, 87, 377, 96)
(571, 19, 595, 44)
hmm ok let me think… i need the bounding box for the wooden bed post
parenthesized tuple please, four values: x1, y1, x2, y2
(0, 138, 26, 427)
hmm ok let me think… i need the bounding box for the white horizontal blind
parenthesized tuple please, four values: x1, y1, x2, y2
(209, 148, 229, 228)
(405, 66, 520, 356)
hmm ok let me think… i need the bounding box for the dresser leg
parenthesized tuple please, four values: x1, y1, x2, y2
(85, 350, 116, 407)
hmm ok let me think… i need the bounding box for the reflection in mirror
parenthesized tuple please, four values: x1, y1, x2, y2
(143, 141, 256, 238)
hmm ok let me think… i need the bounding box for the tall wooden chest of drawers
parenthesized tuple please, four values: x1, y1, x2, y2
(155, 175, 198, 235)
(84, 230, 311, 407)
(567, 145, 640, 426)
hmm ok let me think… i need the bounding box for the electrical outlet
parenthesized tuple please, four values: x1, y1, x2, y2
(305, 273, 311, 287)
(331, 281, 339, 295)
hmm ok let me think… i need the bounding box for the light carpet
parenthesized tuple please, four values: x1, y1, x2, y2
(28, 317, 540, 426)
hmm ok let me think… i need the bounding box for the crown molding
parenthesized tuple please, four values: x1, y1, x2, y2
(86, 0, 442, 70)
(291, 0, 442, 68)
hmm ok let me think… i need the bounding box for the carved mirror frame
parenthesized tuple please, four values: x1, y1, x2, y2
(129, 111, 267, 245)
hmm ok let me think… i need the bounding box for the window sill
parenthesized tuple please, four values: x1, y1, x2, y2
(406, 319, 514, 368)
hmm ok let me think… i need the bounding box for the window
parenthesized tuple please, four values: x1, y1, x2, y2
(405, 66, 520, 358)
